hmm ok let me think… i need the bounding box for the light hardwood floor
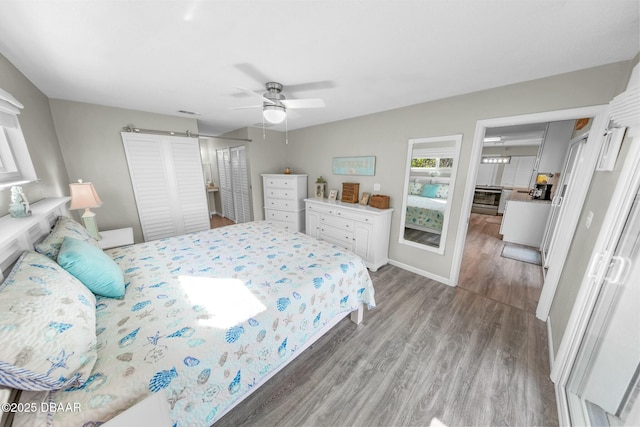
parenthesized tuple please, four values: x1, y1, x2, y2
(216, 214, 557, 426)
(210, 214, 235, 229)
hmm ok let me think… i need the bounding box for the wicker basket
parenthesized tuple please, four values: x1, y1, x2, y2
(341, 182, 360, 203)
(369, 194, 390, 209)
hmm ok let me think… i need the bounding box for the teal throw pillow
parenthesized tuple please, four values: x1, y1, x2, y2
(57, 237, 125, 298)
(420, 184, 439, 198)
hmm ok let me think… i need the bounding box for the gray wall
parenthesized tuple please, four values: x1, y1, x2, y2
(287, 61, 632, 280)
(0, 53, 68, 212)
(548, 54, 639, 355)
(49, 99, 198, 243)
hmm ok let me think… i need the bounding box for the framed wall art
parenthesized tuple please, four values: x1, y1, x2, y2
(332, 156, 376, 176)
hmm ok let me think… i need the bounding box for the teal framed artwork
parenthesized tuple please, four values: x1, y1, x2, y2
(332, 156, 376, 176)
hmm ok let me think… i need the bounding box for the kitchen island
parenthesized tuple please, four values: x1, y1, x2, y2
(499, 190, 551, 247)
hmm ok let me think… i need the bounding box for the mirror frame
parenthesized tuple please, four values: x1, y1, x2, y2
(398, 134, 463, 254)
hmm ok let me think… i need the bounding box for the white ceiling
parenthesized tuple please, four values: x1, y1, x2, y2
(0, 1, 638, 135)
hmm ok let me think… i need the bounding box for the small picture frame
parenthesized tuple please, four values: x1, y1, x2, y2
(359, 192, 370, 205)
(328, 189, 338, 201)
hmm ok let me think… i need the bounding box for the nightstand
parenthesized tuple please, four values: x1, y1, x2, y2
(98, 227, 134, 249)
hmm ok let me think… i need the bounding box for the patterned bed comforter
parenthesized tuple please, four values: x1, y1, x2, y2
(405, 195, 447, 232)
(16, 222, 375, 426)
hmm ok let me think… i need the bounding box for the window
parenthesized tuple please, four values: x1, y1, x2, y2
(0, 88, 37, 188)
(411, 157, 454, 169)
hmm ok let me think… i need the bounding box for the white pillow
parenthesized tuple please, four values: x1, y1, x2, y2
(34, 216, 102, 260)
(0, 251, 97, 391)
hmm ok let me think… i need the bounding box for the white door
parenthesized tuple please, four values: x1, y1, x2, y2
(230, 146, 251, 223)
(566, 186, 640, 425)
(216, 148, 235, 221)
(121, 133, 209, 241)
(541, 134, 587, 270)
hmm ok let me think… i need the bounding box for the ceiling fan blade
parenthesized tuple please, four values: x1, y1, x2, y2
(281, 99, 325, 109)
(229, 105, 262, 110)
(286, 110, 301, 119)
(235, 86, 276, 105)
(234, 63, 272, 86)
(285, 81, 335, 93)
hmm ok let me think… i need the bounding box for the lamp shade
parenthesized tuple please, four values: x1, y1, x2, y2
(263, 104, 286, 124)
(69, 181, 103, 210)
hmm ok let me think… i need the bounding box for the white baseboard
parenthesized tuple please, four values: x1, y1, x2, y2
(547, 315, 555, 370)
(388, 259, 451, 286)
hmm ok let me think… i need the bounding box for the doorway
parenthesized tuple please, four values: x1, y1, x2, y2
(450, 105, 609, 323)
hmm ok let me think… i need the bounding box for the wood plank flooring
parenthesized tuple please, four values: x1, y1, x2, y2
(216, 213, 557, 426)
(458, 213, 544, 314)
(210, 214, 235, 229)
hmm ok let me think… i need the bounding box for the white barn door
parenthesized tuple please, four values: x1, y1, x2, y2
(121, 132, 209, 241)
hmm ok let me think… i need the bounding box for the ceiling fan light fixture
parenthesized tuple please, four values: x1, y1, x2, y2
(263, 104, 286, 124)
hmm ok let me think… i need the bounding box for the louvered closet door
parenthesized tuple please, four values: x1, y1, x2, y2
(230, 146, 251, 223)
(216, 148, 235, 221)
(169, 140, 210, 234)
(122, 133, 209, 241)
(122, 134, 177, 240)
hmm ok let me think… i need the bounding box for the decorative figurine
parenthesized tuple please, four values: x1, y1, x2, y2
(315, 176, 326, 199)
(9, 186, 32, 217)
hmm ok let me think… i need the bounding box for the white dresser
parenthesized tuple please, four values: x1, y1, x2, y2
(262, 174, 308, 232)
(304, 198, 393, 272)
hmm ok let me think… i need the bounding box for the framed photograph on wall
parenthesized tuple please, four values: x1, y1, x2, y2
(328, 189, 338, 201)
(360, 192, 370, 205)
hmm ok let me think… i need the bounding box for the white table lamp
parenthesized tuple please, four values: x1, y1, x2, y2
(69, 179, 103, 240)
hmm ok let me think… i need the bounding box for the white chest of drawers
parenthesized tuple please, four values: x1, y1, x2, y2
(304, 198, 393, 272)
(262, 174, 308, 232)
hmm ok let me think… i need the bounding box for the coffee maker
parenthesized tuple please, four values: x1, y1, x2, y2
(533, 173, 553, 200)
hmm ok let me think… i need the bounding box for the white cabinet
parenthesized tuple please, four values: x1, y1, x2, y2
(500, 200, 551, 247)
(500, 156, 536, 188)
(121, 132, 210, 242)
(498, 189, 512, 214)
(535, 120, 574, 175)
(262, 174, 307, 232)
(476, 163, 498, 186)
(304, 198, 393, 272)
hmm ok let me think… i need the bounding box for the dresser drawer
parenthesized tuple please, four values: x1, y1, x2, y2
(320, 225, 353, 246)
(266, 198, 297, 210)
(264, 178, 295, 189)
(335, 209, 373, 224)
(267, 219, 297, 231)
(266, 209, 296, 222)
(264, 188, 297, 200)
(320, 214, 353, 231)
(307, 202, 336, 215)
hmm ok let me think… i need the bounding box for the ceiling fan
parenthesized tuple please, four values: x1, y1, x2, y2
(231, 82, 325, 124)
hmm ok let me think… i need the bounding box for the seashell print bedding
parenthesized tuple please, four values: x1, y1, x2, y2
(16, 221, 375, 426)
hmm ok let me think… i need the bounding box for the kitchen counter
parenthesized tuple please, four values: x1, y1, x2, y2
(508, 189, 552, 203)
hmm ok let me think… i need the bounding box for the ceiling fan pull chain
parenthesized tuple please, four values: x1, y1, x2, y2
(285, 114, 289, 144)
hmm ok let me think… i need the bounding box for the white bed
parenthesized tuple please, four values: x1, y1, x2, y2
(0, 198, 375, 426)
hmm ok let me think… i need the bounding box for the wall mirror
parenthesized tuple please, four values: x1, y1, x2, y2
(399, 134, 462, 254)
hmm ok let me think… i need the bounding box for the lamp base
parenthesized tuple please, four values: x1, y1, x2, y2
(81, 209, 102, 240)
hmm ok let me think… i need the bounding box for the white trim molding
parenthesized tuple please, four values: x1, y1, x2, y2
(389, 258, 451, 286)
(450, 105, 608, 294)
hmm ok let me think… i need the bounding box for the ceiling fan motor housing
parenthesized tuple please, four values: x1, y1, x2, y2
(264, 82, 285, 106)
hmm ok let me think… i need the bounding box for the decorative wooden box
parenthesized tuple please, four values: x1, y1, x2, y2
(341, 182, 360, 203)
(369, 194, 390, 209)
